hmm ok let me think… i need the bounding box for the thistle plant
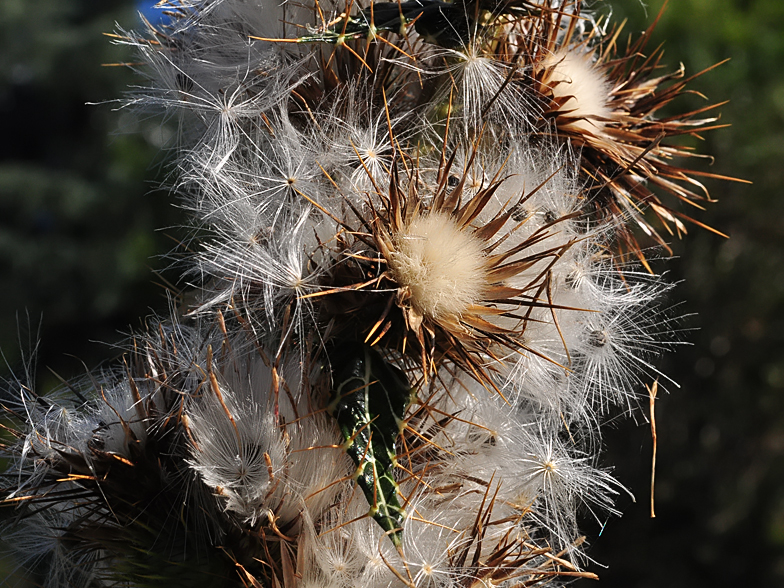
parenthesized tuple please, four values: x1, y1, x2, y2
(1, 1, 733, 586)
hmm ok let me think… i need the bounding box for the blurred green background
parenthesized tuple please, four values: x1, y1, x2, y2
(1, 0, 782, 585)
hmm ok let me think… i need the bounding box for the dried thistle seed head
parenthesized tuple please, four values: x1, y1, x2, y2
(313, 147, 585, 387)
(541, 48, 611, 133)
(525, 6, 738, 259)
(387, 211, 488, 322)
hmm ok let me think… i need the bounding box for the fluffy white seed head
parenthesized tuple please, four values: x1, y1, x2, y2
(544, 49, 611, 133)
(450, 45, 534, 136)
(2, 508, 98, 588)
(398, 510, 463, 587)
(389, 212, 487, 321)
(187, 381, 287, 525)
(510, 426, 623, 552)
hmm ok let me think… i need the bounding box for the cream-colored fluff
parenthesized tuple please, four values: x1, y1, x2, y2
(545, 49, 611, 132)
(390, 212, 487, 320)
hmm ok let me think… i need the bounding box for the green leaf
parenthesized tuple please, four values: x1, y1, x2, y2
(328, 343, 414, 547)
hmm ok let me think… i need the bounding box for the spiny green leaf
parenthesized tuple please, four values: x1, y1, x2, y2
(328, 343, 414, 547)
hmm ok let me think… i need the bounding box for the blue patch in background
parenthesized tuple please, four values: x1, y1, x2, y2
(135, 0, 172, 25)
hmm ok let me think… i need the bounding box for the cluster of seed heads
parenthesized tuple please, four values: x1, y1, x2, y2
(1, 1, 729, 587)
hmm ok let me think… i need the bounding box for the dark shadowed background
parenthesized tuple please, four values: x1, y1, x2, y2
(1, 0, 782, 585)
